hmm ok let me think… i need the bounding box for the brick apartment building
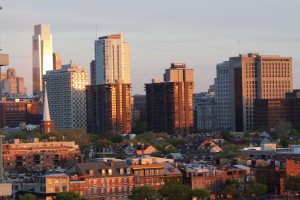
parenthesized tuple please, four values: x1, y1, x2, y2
(2, 138, 80, 169)
(0, 102, 41, 128)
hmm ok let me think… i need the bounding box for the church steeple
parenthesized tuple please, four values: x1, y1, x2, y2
(40, 84, 54, 134)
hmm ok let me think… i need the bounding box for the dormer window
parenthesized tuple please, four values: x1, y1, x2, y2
(108, 169, 112, 176)
(89, 170, 94, 176)
(102, 169, 106, 176)
(127, 168, 131, 175)
(120, 168, 124, 175)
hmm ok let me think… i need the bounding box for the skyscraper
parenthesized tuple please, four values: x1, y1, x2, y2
(53, 53, 62, 70)
(1, 68, 27, 96)
(146, 63, 194, 136)
(43, 63, 87, 130)
(229, 53, 293, 131)
(94, 34, 130, 84)
(214, 61, 231, 130)
(86, 82, 131, 135)
(33, 24, 53, 95)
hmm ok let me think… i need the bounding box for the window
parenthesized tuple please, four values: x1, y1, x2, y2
(109, 169, 113, 176)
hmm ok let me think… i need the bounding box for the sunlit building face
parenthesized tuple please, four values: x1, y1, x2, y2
(33, 24, 53, 95)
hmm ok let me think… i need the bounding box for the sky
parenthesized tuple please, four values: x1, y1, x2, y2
(0, 0, 300, 95)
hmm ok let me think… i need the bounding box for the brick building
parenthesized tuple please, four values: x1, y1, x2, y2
(2, 138, 80, 169)
(0, 102, 41, 128)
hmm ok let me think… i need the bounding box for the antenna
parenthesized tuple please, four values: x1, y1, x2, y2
(96, 24, 98, 39)
(238, 40, 240, 55)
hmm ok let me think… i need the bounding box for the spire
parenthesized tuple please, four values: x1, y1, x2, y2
(43, 85, 51, 121)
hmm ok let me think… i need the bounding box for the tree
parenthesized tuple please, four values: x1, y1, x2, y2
(275, 121, 293, 138)
(158, 182, 192, 200)
(221, 179, 240, 198)
(55, 191, 86, 200)
(191, 188, 210, 200)
(243, 182, 268, 198)
(284, 174, 300, 192)
(130, 186, 159, 200)
(19, 193, 37, 200)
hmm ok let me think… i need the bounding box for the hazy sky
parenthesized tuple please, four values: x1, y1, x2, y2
(1, 0, 300, 95)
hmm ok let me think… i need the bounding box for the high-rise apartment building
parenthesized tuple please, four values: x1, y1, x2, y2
(43, 63, 87, 130)
(94, 34, 130, 84)
(194, 85, 217, 131)
(86, 82, 131, 135)
(33, 24, 53, 95)
(90, 60, 96, 85)
(230, 53, 293, 132)
(214, 61, 231, 130)
(146, 63, 194, 136)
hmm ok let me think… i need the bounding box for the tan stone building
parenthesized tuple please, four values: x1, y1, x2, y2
(230, 53, 293, 131)
(1, 68, 27, 96)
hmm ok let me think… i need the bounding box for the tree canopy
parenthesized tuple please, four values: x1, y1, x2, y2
(284, 174, 300, 192)
(191, 188, 210, 200)
(55, 191, 86, 200)
(243, 182, 268, 197)
(19, 193, 37, 200)
(158, 182, 192, 200)
(131, 186, 159, 200)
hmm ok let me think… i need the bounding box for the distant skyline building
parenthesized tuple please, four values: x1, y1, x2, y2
(229, 53, 293, 132)
(194, 85, 217, 131)
(94, 33, 130, 84)
(33, 24, 53, 95)
(86, 82, 131, 135)
(43, 63, 87, 130)
(146, 63, 194, 136)
(90, 60, 96, 85)
(1, 68, 27, 96)
(214, 61, 231, 130)
(53, 52, 62, 70)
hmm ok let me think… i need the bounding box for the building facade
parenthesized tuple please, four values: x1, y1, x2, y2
(86, 83, 131, 135)
(132, 95, 147, 123)
(1, 68, 27, 96)
(0, 102, 41, 128)
(2, 138, 80, 169)
(215, 61, 231, 130)
(230, 53, 293, 132)
(43, 63, 87, 130)
(53, 53, 62, 70)
(254, 90, 300, 130)
(95, 34, 130, 84)
(194, 85, 217, 131)
(33, 24, 53, 95)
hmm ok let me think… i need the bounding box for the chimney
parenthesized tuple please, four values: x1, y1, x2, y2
(110, 161, 115, 168)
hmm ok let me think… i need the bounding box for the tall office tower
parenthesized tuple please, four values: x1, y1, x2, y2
(43, 63, 87, 130)
(33, 24, 53, 95)
(53, 53, 62, 70)
(214, 61, 231, 130)
(230, 53, 293, 132)
(86, 82, 131, 135)
(40, 87, 54, 134)
(146, 63, 194, 136)
(94, 34, 130, 84)
(90, 60, 96, 85)
(2, 68, 27, 96)
(194, 85, 217, 131)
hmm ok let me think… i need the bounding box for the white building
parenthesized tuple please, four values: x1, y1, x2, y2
(94, 33, 131, 84)
(43, 63, 87, 130)
(214, 61, 231, 130)
(194, 85, 217, 131)
(33, 24, 53, 95)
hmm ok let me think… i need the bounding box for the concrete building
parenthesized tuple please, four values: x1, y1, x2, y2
(215, 61, 231, 130)
(230, 53, 293, 132)
(95, 34, 130, 84)
(33, 24, 53, 95)
(145, 81, 194, 136)
(90, 60, 96, 85)
(164, 63, 194, 82)
(86, 82, 131, 135)
(2, 138, 80, 169)
(2, 68, 27, 96)
(43, 63, 87, 130)
(194, 85, 217, 131)
(53, 53, 62, 70)
(132, 94, 147, 122)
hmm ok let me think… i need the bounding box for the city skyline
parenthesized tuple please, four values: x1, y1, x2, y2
(0, 0, 300, 95)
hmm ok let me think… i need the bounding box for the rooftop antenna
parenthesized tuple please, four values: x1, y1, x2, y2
(96, 24, 98, 39)
(238, 40, 240, 55)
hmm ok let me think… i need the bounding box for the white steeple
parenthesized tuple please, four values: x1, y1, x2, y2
(43, 85, 51, 121)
